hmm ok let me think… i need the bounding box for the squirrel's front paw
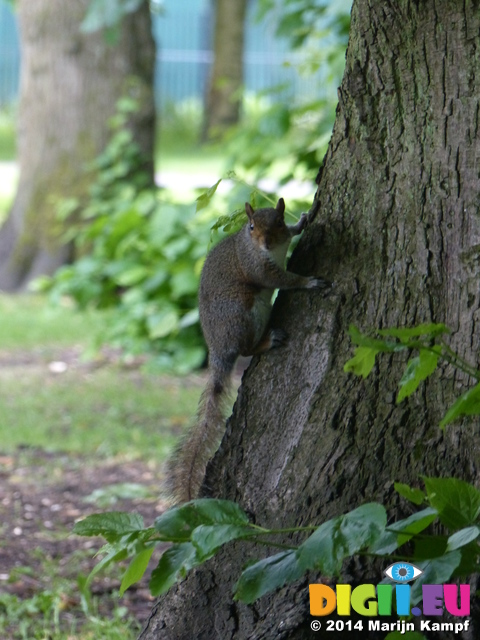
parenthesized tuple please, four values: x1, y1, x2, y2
(298, 213, 308, 231)
(307, 277, 331, 290)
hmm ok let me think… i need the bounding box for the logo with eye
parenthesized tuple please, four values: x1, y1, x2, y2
(384, 562, 423, 583)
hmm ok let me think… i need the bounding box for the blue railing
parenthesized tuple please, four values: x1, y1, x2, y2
(0, 0, 329, 109)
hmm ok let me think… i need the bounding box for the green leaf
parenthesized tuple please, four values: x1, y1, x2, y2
(236, 504, 386, 604)
(211, 208, 245, 234)
(179, 309, 200, 329)
(169, 346, 206, 375)
(149, 542, 199, 596)
(378, 323, 449, 340)
(387, 507, 438, 547)
(86, 544, 129, 586)
(73, 512, 145, 542)
(344, 346, 379, 378)
(154, 499, 250, 542)
(440, 381, 480, 428)
(195, 179, 222, 212)
(170, 270, 199, 299)
(369, 508, 437, 555)
(410, 551, 462, 605)
(191, 524, 258, 562)
(423, 477, 480, 530)
(114, 266, 150, 287)
(119, 546, 155, 596)
(394, 482, 426, 505)
(347, 325, 401, 352)
(81, 0, 143, 32)
(397, 348, 439, 402)
(234, 550, 302, 604)
(413, 534, 448, 560)
(446, 526, 480, 552)
(299, 503, 386, 575)
(146, 309, 179, 339)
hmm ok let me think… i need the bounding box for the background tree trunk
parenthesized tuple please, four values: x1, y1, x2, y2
(202, 0, 248, 140)
(0, 0, 155, 291)
(141, 0, 480, 638)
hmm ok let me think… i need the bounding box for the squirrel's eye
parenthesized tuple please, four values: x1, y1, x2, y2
(249, 223, 254, 231)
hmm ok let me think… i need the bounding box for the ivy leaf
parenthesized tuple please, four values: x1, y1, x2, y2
(210, 208, 245, 234)
(191, 525, 257, 562)
(344, 326, 406, 376)
(370, 508, 437, 555)
(410, 551, 462, 605)
(234, 550, 302, 604)
(344, 346, 379, 378)
(73, 511, 145, 543)
(378, 323, 449, 341)
(347, 325, 401, 352)
(397, 348, 439, 402)
(423, 477, 480, 530)
(154, 499, 250, 542)
(119, 547, 155, 596)
(446, 526, 480, 552)
(149, 542, 199, 596)
(298, 503, 386, 575)
(440, 381, 480, 428)
(386, 507, 438, 548)
(394, 482, 426, 505)
(195, 179, 222, 212)
(413, 534, 448, 560)
(235, 503, 386, 603)
(87, 544, 129, 585)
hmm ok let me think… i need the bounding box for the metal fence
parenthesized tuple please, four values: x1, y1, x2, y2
(0, 1, 20, 107)
(0, 0, 328, 110)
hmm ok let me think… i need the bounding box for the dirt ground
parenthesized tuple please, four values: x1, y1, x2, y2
(0, 337, 243, 637)
(0, 340, 182, 636)
(0, 446, 167, 633)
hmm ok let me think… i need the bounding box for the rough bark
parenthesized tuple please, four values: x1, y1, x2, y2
(0, 0, 155, 291)
(141, 1, 480, 638)
(202, 0, 248, 140)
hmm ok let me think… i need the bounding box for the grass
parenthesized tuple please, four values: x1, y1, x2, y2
(0, 294, 202, 459)
(0, 294, 204, 639)
(0, 365, 200, 458)
(0, 586, 140, 640)
(0, 294, 105, 350)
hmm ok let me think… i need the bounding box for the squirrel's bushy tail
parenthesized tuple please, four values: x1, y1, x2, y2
(166, 358, 233, 503)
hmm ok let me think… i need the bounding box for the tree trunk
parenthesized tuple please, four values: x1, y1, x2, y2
(202, 0, 247, 140)
(141, 1, 480, 638)
(0, 0, 155, 291)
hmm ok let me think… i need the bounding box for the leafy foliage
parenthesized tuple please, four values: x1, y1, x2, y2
(225, 0, 351, 190)
(344, 323, 480, 427)
(36, 98, 312, 372)
(81, 0, 146, 44)
(74, 477, 480, 606)
(36, 100, 212, 373)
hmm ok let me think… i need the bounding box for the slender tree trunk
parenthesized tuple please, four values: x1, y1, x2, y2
(202, 0, 247, 140)
(141, 1, 480, 638)
(0, 0, 155, 291)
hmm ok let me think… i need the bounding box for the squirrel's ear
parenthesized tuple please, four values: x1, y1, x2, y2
(276, 198, 285, 215)
(245, 202, 254, 221)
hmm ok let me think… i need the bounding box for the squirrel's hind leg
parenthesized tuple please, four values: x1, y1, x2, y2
(250, 328, 288, 354)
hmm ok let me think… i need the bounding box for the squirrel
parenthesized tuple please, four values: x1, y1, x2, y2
(167, 197, 327, 503)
